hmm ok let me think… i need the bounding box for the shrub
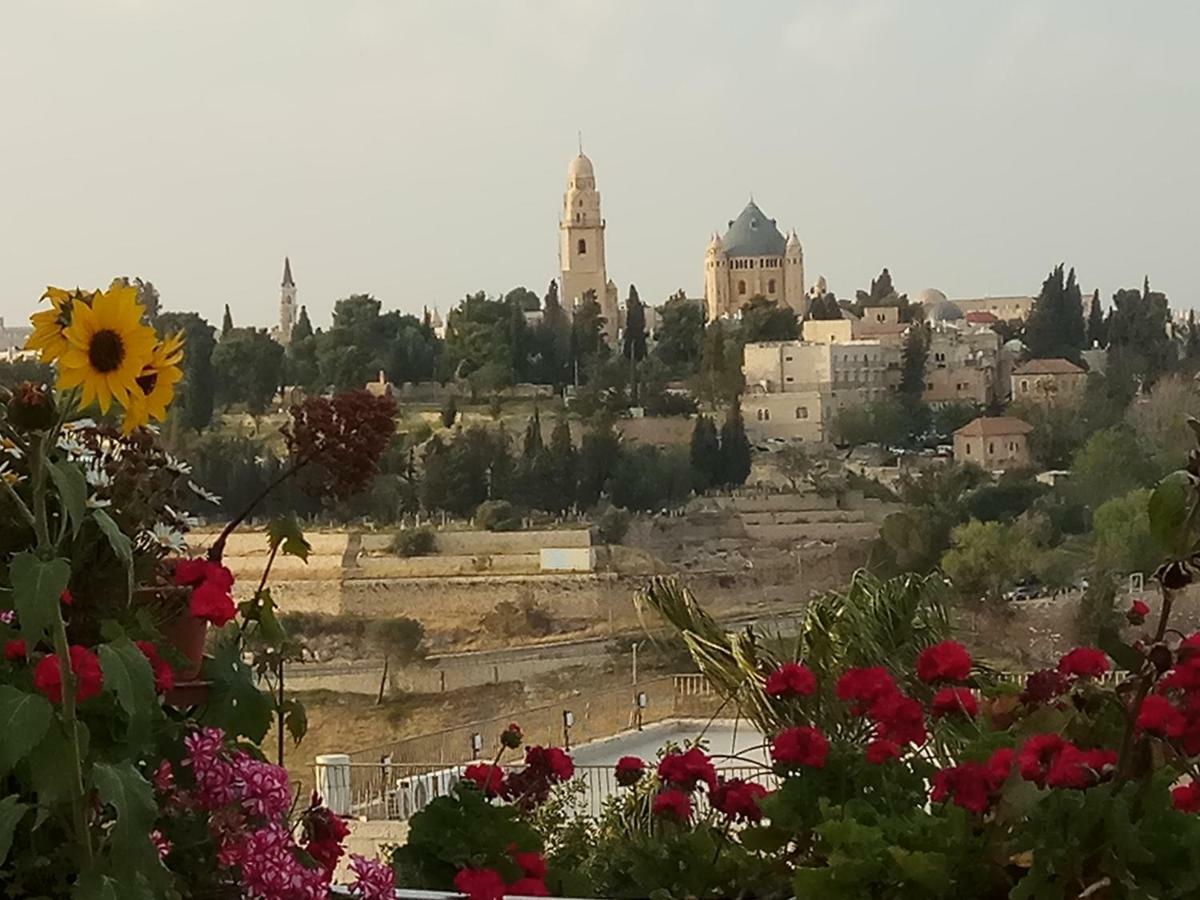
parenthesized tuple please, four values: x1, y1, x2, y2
(393, 526, 437, 557)
(596, 506, 631, 544)
(477, 499, 521, 531)
(481, 597, 554, 638)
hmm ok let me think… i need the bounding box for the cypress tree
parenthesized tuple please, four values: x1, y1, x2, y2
(1027, 264, 1086, 360)
(440, 394, 458, 428)
(718, 403, 751, 487)
(522, 406, 543, 458)
(689, 414, 721, 492)
(623, 285, 647, 362)
(547, 416, 577, 513)
(221, 303, 234, 337)
(293, 305, 314, 342)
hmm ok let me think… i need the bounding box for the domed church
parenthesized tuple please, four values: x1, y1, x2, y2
(704, 200, 805, 321)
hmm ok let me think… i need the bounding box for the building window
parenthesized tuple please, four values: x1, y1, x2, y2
(577, 238, 587, 255)
(965, 442, 972, 455)
(768, 279, 776, 293)
(988, 442, 995, 454)
(795, 406, 808, 419)
(785, 355, 793, 362)
(575, 213, 581, 223)
(738, 280, 747, 295)
(785, 376, 794, 383)
(1020, 380, 1028, 393)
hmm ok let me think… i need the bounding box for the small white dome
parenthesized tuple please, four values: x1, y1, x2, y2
(568, 153, 595, 179)
(914, 288, 948, 305)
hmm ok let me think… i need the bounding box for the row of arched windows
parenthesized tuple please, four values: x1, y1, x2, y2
(737, 279, 777, 295)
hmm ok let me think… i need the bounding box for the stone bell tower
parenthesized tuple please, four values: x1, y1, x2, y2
(559, 148, 618, 342)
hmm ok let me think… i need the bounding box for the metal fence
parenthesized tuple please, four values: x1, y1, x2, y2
(328, 760, 777, 823)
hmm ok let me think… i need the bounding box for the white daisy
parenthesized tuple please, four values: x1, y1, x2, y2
(165, 454, 192, 476)
(187, 480, 222, 505)
(85, 463, 112, 489)
(144, 523, 187, 552)
(85, 495, 112, 509)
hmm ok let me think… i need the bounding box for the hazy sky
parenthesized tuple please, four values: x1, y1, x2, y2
(3, 0, 1198, 330)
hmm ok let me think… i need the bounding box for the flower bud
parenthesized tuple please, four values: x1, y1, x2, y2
(500, 723, 523, 750)
(6, 382, 56, 432)
(1149, 643, 1174, 674)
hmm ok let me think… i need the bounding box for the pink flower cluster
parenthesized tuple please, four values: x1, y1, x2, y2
(348, 854, 395, 899)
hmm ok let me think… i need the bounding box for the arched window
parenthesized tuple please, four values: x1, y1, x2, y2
(575, 213, 581, 223)
(768, 279, 776, 293)
(738, 280, 747, 295)
(578, 238, 587, 255)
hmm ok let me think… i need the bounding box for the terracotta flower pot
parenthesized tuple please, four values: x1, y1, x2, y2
(163, 613, 208, 680)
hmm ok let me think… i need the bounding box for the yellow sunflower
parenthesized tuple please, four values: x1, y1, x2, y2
(121, 332, 185, 434)
(56, 284, 157, 414)
(26, 287, 89, 363)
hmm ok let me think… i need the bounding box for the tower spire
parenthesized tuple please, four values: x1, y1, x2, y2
(282, 256, 294, 288)
(578, 130, 583, 155)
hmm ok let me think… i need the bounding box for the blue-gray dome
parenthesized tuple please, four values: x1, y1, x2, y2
(721, 200, 787, 258)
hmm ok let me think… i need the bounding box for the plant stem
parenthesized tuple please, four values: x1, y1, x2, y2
(207, 462, 304, 563)
(1115, 586, 1175, 783)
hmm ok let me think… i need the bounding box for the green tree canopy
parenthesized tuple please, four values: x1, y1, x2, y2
(1092, 488, 1159, 578)
(717, 402, 751, 487)
(1107, 277, 1173, 390)
(1025, 264, 1086, 361)
(1069, 426, 1160, 510)
(622, 285, 647, 362)
(211, 327, 284, 415)
(942, 519, 1033, 603)
(738, 296, 799, 343)
(688, 414, 721, 492)
(653, 292, 705, 373)
(156, 311, 216, 432)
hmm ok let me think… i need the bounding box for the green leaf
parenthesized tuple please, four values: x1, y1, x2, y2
(201, 632, 274, 742)
(98, 638, 157, 744)
(92, 761, 160, 882)
(1098, 626, 1144, 673)
(1149, 470, 1193, 557)
(0, 685, 53, 775)
(29, 720, 89, 809)
(48, 460, 87, 537)
(738, 824, 790, 853)
(0, 794, 29, 866)
(92, 508, 134, 601)
(283, 698, 308, 745)
(10, 552, 70, 647)
(268, 514, 311, 562)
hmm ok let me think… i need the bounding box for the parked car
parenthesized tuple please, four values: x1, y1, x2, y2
(1004, 580, 1044, 602)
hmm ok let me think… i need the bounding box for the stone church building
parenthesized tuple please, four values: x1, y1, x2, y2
(559, 151, 619, 344)
(704, 200, 805, 321)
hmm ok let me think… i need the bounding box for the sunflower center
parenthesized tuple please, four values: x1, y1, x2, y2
(136, 371, 158, 396)
(88, 330, 125, 373)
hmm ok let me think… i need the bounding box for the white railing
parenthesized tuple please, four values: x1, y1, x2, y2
(319, 759, 774, 823)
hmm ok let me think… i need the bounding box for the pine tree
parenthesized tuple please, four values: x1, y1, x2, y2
(293, 305, 314, 342)
(440, 394, 458, 429)
(547, 416, 577, 513)
(1026, 264, 1086, 360)
(221, 304, 234, 337)
(522, 406, 543, 458)
(623, 285, 647, 362)
(718, 403, 751, 487)
(689, 414, 721, 492)
(900, 323, 929, 400)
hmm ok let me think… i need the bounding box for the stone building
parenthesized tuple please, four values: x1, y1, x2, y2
(741, 333, 901, 442)
(272, 257, 297, 346)
(953, 417, 1033, 472)
(559, 152, 619, 344)
(924, 325, 1002, 407)
(704, 200, 804, 322)
(1011, 358, 1087, 403)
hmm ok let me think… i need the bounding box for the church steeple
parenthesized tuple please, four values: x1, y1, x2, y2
(276, 256, 297, 345)
(559, 147, 617, 343)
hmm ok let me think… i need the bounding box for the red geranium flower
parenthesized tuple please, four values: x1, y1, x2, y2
(771, 726, 829, 768)
(986, 747, 1015, 788)
(1172, 781, 1200, 813)
(1136, 694, 1187, 738)
(462, 763, 506, 797)
(1044, 744, 1116, 790)
(614, 756, 646, 787)
(135, 641, 175, 694)
(765, 662, 817, 698)
(652, 788, 693, 822)
(1128, 599, 1150, 625)
(1057, 647, 1110, 679)
(1017, 733, 1068, 786)
(870, 694, 927, 746)
(4, 639, 26, 662)
(866, 738, 901, 765)
(836, 666, 898, 715)
(512, 850, 547, 880)
(931, 762, 995, 814)
(60, 589, 73, 606)
(710, 778, 768, 823)
(657, 747, 717, 793)
(916, 641, 972, 684)
(33, 645, 103, 705)
(931, 687, 978, 719)
(525, 745, 574, 782)
(1021, 668, 1071, 705)
(453, 867, 506, 900)
(175, 558, 238, 626)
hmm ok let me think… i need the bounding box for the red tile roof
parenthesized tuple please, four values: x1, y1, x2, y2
(1012, 358, 1085, 375)
(954, 416, 1034, 437)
